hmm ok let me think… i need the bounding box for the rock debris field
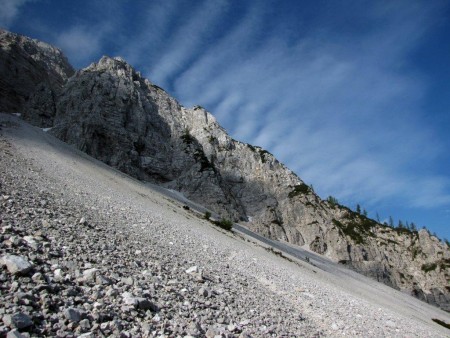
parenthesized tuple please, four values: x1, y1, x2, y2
(0, 113, 449, 337)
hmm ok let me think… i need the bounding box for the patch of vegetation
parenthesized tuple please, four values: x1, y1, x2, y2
(342, 223, 366, 245)
(421, 262, 437, 273)
(193, 105, 204, 110)
(288, 183, 310, 198)
(265, 247, 294, 262)
(411, 247, 421, 260)
(259, 149, 272, 163)
(432, 318, 450, 330)
(332, 219, 344, 227)
(332, 218, 373, 245)
(305, 201, 315, 208)
(327, 196, 339, 208)
(151, 84, 164, 91)
(386, 238, 399, 245)
(247, 144, 256, 152)
(204, 211, 211, 220)
(356, 216, 377, 231)
(208, 135, 217, 144)
(193, 149, 215, 172)
(393, 227, 415, 235)
(439, 258, 450, 270)
(271, 219, 283, 226)
(181, 130, 195, 145)
(213, 218, 233, 231)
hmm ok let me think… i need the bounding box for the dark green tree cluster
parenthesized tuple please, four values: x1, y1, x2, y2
(327, 196, 339, 206)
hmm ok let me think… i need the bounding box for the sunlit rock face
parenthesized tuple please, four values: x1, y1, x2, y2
(1, 29, 449, 312)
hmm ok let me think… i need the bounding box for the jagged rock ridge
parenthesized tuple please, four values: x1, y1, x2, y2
(1, 29, 449, 311)
(0, 29, 74, 126)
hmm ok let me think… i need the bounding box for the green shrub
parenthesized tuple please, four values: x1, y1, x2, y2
(204, 211, 211, 220)
(421, 262, 437, 273)
(327, 196, 339, 207)
(288, 183, 310, 198)
(214, 219, 233, 231)
(208, 135, 217, 144)
(247, 144, 256, 152)
(332, 218, 367, 245)
(393, 227, 413, 235)
(411, 247, 421, 260)
(259, 149, 272, 163)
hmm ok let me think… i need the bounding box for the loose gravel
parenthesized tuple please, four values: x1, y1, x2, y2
(1, 114, 449, 337)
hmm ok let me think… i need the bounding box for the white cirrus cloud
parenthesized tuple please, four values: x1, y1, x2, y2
(55, 24, 111, 67)
(0, 0, 33, 27)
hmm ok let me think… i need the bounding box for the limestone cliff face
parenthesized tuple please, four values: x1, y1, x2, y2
(1, 30, 449, 311)
(0, 29, 74, 126)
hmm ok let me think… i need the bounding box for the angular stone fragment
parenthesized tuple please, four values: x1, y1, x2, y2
(2, 312, 33, 329)
(95, 273, 113, 285)
(122, 276, 134, 285)
(185, 266, 198, 274)
(122, 292, 138, 306)
(31, 272, 44, 282)
(23, 235, 40, 250)
(7, 329, 27, 338)
(0, 255, 33, 275)
(79, 318, 91, 331)
(53, 268, 64, 282)
(63, 307, 82, 323)
(82, 268, 98, 283)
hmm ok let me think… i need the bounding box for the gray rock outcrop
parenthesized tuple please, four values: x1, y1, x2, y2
(1, 29, 449, 312)
(0, 28, 74, 126)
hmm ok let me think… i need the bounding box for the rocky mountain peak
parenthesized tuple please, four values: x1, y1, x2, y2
(86, 55, 141, 80)
(0, 29, 73, 85)
(0, 29, 74, 127)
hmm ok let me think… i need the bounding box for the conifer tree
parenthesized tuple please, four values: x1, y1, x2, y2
(389, 216, 394, 228)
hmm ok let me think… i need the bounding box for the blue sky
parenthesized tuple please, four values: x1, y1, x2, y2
(2, 0, 450, 240)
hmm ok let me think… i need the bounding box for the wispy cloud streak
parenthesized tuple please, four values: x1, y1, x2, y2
(0, 0, 33, 27)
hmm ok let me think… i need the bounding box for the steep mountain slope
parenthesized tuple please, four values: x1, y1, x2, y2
(1, 29, 449, 311)
(2, 113, 449, 337)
